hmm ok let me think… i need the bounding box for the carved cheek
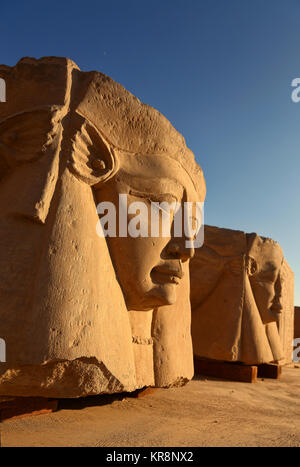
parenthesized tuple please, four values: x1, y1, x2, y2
(251, 279, 275, 313)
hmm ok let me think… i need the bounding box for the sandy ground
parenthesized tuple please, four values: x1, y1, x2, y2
(1, 366, 300, 447)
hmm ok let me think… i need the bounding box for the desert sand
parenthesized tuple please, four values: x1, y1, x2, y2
(1, 366, 300, 447)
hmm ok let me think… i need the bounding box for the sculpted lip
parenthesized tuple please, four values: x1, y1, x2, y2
(151, 262, 183, 284)
(271, 302, 283, 314)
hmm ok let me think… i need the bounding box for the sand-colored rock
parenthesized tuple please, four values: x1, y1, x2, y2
(277, 260, 294, 363)
(0, 57, 205, 397)
(190, 225, 294, 365)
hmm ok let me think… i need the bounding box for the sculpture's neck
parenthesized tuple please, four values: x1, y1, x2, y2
(129, 310, 154, 344)
(128, 309, 155, 387)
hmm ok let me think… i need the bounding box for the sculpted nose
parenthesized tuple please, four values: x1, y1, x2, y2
(165, 237, 195, 262)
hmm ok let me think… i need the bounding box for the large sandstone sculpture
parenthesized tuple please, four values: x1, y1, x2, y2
(190, 226, 294, 365)
(0, 57, 205, 397)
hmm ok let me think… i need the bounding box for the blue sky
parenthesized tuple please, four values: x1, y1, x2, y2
(1, 0, 299, 304)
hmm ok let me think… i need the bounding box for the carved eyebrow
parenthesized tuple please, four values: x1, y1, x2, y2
(257, 266, 279, 275)
(252, 268, 279, 283)
(128, 189, 178, 203)
(119, 172, 184, 198)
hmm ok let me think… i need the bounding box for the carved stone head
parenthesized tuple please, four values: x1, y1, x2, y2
(0, 57, 205, 396)
(247, 233, 284, 324)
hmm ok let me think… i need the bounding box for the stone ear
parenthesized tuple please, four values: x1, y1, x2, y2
(247, 256, 258, 276)
(69, 114, 118, 187)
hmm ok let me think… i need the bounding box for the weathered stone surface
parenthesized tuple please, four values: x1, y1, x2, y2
(0, 57, 205, 397)
(277, 260, 294, 363)
(190, 225, 294, 365)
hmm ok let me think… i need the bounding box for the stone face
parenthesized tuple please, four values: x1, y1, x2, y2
(190, 225, 294, 365)
(0, 57, 205, 397)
